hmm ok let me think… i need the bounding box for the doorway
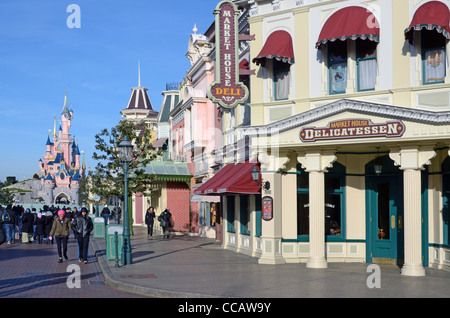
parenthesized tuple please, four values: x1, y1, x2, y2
(366, 156, 404, 265)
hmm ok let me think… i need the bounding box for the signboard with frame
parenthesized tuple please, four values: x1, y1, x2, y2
(207, 1, 249, 109)
(262, 196, 273, 221)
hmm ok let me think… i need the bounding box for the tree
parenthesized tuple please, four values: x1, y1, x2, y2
(0, 181, 15, 206)
(90, 120, 157, 206)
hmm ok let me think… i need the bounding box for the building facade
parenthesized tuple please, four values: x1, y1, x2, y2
(198, 0, 450, 276)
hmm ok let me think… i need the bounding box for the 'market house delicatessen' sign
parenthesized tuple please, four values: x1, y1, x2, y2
(300, 119, 405, 143)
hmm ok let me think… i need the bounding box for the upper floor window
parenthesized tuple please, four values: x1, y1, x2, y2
(328, 40, 348, 94)
(273, 59, 291, 100)
(357, 39, 378, 91)
(422, 29, 447, 85)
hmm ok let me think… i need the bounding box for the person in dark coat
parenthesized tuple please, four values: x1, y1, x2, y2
(158, 208, 172, 239)
(34, 212, 46, 244)
(71, 207, 93, 264)
(21, 209, 35, 243)
(44, 211, 54, 244)
(101, 205, 111, 227)
(145, 207, 156, 237)
(2, 205, 16, 244)
(0, 207, 6, 245)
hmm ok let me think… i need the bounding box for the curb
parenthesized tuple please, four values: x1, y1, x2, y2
(90, 238, 217, 298)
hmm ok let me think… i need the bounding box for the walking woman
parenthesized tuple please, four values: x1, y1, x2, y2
(71, 207, 93, 264)
(145, 207, 155, 237)
(49, 210, 71, 263)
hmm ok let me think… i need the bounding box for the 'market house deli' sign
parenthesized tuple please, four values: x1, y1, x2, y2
(300, 119, 405, 143)
(208, 1, 249, 109)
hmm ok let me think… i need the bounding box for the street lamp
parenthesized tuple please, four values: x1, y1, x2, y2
(118, 135, 133, 265)
(374, 147, 383, 175)
(251, 165, 270, 190)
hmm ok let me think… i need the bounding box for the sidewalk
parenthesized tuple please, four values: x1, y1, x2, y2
(90, 225, 450, 298)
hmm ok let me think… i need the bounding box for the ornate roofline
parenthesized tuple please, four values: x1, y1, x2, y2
(241, 99, 450, 137)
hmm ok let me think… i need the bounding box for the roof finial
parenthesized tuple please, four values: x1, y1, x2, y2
(193, 23, 198, 34)
(138, 60, 141, 87)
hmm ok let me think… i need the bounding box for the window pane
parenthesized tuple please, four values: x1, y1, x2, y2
(325, 194, 341, 236)
(297, 194, 309, 236)
(377, 183, 390, 240)
(358, 58, 377, 90)
(275, 70, 290, 100)
(330, 62, 347, 94)
(424, 49, 446, 84)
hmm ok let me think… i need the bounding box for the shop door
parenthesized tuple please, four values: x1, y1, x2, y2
(367, 176, 404, 265)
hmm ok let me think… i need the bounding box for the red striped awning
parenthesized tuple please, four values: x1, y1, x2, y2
(404, 1, 450, 44)
(194, 162, 261, 196)
(316, 6, 380, 48)
(253, 30, 295, 66)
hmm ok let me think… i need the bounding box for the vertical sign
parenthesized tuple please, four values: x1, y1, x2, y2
(262, 196, 273, 221)
(208, 1, 249, 109)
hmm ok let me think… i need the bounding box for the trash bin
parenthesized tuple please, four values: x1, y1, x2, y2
(106, 224, 123, 261)
(93, 217, 105, 239)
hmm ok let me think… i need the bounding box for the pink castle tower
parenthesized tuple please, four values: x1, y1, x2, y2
(37, 91, 84, 205)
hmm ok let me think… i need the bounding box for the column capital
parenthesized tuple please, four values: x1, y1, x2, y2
(389, 145, 436, 170)
(297, 150, 337, 173)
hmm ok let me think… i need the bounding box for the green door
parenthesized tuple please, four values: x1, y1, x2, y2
(367, 176, 404, 265)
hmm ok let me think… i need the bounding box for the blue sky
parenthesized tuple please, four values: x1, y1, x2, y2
(0, 0, 216, 181)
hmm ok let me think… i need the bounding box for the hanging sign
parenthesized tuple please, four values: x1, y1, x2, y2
(300, 119, 405, 143)
(262, 196, 273, 221)
(207, 1, 249, 109)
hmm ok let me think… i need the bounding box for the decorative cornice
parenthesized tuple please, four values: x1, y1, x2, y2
(240, 99, 450, 137)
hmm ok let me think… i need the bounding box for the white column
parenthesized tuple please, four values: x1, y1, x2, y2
(298, 150, 337, 269)
(307, 170, 327, 268)
(390, 146, 436, 277)
(401, 169, 425, 276)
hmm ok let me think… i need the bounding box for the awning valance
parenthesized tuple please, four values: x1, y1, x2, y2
(404, 1, 450, 44)
(253, 30, 295, 66)
(194, 162, 261, 196)
(316, 6, 380, 48)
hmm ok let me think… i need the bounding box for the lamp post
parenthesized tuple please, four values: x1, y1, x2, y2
(118, 135, 133, 265)
(251, 165, 270, 190)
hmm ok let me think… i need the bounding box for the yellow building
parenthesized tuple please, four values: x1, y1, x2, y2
(213, 0, 450, 276)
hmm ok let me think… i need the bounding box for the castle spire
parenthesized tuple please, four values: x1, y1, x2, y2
(52, 117, 57, 139)
(61, 88, 72, 119)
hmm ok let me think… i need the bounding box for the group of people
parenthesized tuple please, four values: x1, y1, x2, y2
(0, 204, 93, 264)
(145, 207, 173, 239)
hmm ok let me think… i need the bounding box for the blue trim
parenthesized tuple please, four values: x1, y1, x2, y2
(255, 194, 262, 237)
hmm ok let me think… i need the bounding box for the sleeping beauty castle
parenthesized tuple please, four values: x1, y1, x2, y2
(9, 92, 86, 206)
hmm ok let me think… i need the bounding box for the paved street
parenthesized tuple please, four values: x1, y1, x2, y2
(0, 236, 147, 298)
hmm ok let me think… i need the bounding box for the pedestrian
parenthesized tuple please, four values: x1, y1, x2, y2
(0, 216, 6, 245)
(158, 208, 172, 239)
(49, 210, 72, 263)
(34, 212, 46, 244)
(145, 207, 156, 237)
(21, 208, 34, 243)
(101, 204, 111, 227)
(2, 205, 16, 244)
(71, 207, 93, 264)
(44, 211, 54, 245)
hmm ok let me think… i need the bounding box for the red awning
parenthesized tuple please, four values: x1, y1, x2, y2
(216, 163, 261, 195)
(253, 30, 295, 66)
(194, 164, 235, 195)
(316, 6, 380, 48)
(194, 163, 261, 195)
(404, 1, 450, 44)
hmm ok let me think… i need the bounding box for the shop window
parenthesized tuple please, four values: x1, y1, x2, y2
(226, 196, 235, 233)
(240, 195, 251, 235)
(273, 60, 291, 100)
(422, 29, 447, 85)
(297, 163, 346, 239)
(442, 158, 450, 246)
(356, 39, 378, 91)
(328, 40, 348, 94)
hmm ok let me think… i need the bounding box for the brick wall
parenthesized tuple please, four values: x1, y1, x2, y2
(166, 181, 196, 233)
